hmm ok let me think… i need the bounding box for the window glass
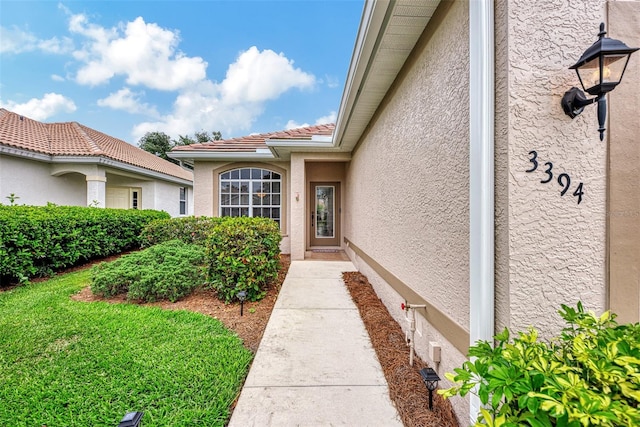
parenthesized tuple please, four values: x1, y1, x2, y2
(219, 167, 282, 226)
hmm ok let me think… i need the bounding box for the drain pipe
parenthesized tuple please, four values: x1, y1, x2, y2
(469, 0, 495, 423)
(402, 302, 426, 366)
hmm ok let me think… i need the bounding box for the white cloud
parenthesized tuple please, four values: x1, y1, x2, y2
(221, 46, 315, 104)
(314, 111, 337, 124)
(131, 47, 318, 141)
(285, 120, 309, 130)
(97, 87, 159, 117)
(324, 75, 340, 89)
(69, 14, 207, 90)
(51, 74, 65, 82)
(285, 111, 336, 130)
(0, 26, 73, 54)
(0, 93, 76, 120)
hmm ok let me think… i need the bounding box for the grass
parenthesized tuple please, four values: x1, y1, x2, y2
(0, 269, 253, 426)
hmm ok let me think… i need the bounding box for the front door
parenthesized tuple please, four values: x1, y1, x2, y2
(309, 182, 340, 247)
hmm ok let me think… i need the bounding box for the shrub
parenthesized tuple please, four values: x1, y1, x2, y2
(140, 216, 228, 247)
(206, 217, 281, 303)
(91, 240, 206, 302)
(440, 302, 640, 427)
(0, 205, 168, 284)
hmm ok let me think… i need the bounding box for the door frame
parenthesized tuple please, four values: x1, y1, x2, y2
(308, 182, 341, 247)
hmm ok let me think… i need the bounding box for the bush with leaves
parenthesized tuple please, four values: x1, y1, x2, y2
(0, 205, 168, 284)
(206, 217, 281, 303)
(140, 216, 228, 247)
(91, 240, 206, 302)
(440, 302, 640, 427)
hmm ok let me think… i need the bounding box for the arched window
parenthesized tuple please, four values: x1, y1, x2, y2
(219, 168, 281, 225)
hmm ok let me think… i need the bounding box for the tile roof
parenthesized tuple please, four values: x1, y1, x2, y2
(172, 123, 335, 152)
(0, 108, 192, 181)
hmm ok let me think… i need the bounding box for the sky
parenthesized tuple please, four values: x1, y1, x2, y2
(0, 0, 364, 144)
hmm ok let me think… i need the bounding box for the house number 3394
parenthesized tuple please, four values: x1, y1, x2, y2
(526, 150, 584, 205)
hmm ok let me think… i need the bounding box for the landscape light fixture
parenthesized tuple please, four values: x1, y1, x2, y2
(419, 367, 440, 411)
(118, 411, 143, 427)
(561, 22, 638, 141)
(237, 290, 247, 316)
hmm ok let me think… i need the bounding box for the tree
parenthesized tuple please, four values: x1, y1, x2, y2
(175, 130, 223, 146)
(138, 132, 175, 163)
(138, 130, 223, 164)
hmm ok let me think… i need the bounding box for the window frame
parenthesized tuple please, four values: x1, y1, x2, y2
(218, 167, 282, 226)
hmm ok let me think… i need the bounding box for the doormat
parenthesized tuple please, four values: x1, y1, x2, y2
(312, 249, 340, 253)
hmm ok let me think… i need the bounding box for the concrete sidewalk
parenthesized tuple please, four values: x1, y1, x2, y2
(228, 260, 402, 426)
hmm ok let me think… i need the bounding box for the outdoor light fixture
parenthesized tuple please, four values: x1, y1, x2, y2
(118, 411, 143, 427)
(419, 367, 440, 411)
(561, 22, 638, 141)
(237, 290, 247, 316)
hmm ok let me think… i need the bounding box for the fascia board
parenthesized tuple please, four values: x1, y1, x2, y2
(168, 150, 276, 161)
(333, 0, 390, 149)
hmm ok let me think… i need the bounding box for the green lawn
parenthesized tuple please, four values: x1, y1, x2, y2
(0, 269, 253, 426)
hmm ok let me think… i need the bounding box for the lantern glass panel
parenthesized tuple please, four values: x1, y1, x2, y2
(603, 54, 629, 84)
(576, 56, 601, 93)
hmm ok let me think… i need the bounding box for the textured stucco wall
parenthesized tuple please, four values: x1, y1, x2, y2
(344, 1, 470, 421)
(0, 155, 86, 206)
(505, 0, 609, 335)
(607, 0, 640, 323)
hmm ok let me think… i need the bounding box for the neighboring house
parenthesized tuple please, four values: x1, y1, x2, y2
(171, 0, 640, 422)
(0, 108, 193, 217)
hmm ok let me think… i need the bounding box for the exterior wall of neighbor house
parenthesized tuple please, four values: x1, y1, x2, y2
(105, 172, 192, 217)
(192, 160, 292, 253)
(343, 0, 470, 421)
(502, 0, 610, 337)
(0, 155, 86, 206)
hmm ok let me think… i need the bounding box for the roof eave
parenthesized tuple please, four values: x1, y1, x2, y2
(333, 0, 442, 151)
(1, 144, 193, 186)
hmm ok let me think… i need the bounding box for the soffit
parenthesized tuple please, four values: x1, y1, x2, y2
(334, 0, 441, 151)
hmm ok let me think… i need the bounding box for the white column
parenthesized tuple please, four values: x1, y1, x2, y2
(290, 154, 306, 260)
(86, 175, 106, 207)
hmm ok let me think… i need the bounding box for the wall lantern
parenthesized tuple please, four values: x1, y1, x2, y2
(118, 411, 143, 427)
(419, 367, 440, 410)
(561, 23, 638, 141)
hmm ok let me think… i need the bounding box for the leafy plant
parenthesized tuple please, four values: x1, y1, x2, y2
(206, 217, 281, 303)
(140, 216, 228, 247)
(0, 205, 168, 285)
(91, 240, 206, 302)
(440, 302, 640, 426)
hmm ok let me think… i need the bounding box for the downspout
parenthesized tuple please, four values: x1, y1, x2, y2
(469, 0, 495, 423)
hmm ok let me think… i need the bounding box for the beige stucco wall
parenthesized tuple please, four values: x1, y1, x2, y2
(0, 155, 86, 206)
(504, 0, 610, 336)
(344, 1, 470, 421)
(607, 1, 640, 324)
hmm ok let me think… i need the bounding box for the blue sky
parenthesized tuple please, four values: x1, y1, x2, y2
(0, 0, 364, 143)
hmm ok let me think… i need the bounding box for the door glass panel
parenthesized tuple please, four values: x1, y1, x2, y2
(315, 186, 334, 238)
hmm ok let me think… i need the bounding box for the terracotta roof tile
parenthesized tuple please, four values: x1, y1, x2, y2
(0, 108, 192, 181)
(172, 123, 335, 152)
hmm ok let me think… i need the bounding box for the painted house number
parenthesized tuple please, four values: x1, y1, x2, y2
(526, 150, 584, 205)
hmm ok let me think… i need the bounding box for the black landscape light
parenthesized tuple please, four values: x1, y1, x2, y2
(237, 290, 247, 316)
(419, 367, 440, 411)
(118, 411, 143, 427)
(561, 23, 638, 141)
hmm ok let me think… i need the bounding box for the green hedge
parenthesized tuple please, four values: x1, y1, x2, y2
(0, 205, 169, 284)
(140, 216, 228, 247)
(207, 217, 281, 303)
(91, 240, 206, 302)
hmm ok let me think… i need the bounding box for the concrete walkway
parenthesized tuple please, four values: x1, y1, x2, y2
(228, 260, 402, 426)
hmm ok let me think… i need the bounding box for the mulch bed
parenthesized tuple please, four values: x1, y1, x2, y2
(343, 271, 460, 427)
